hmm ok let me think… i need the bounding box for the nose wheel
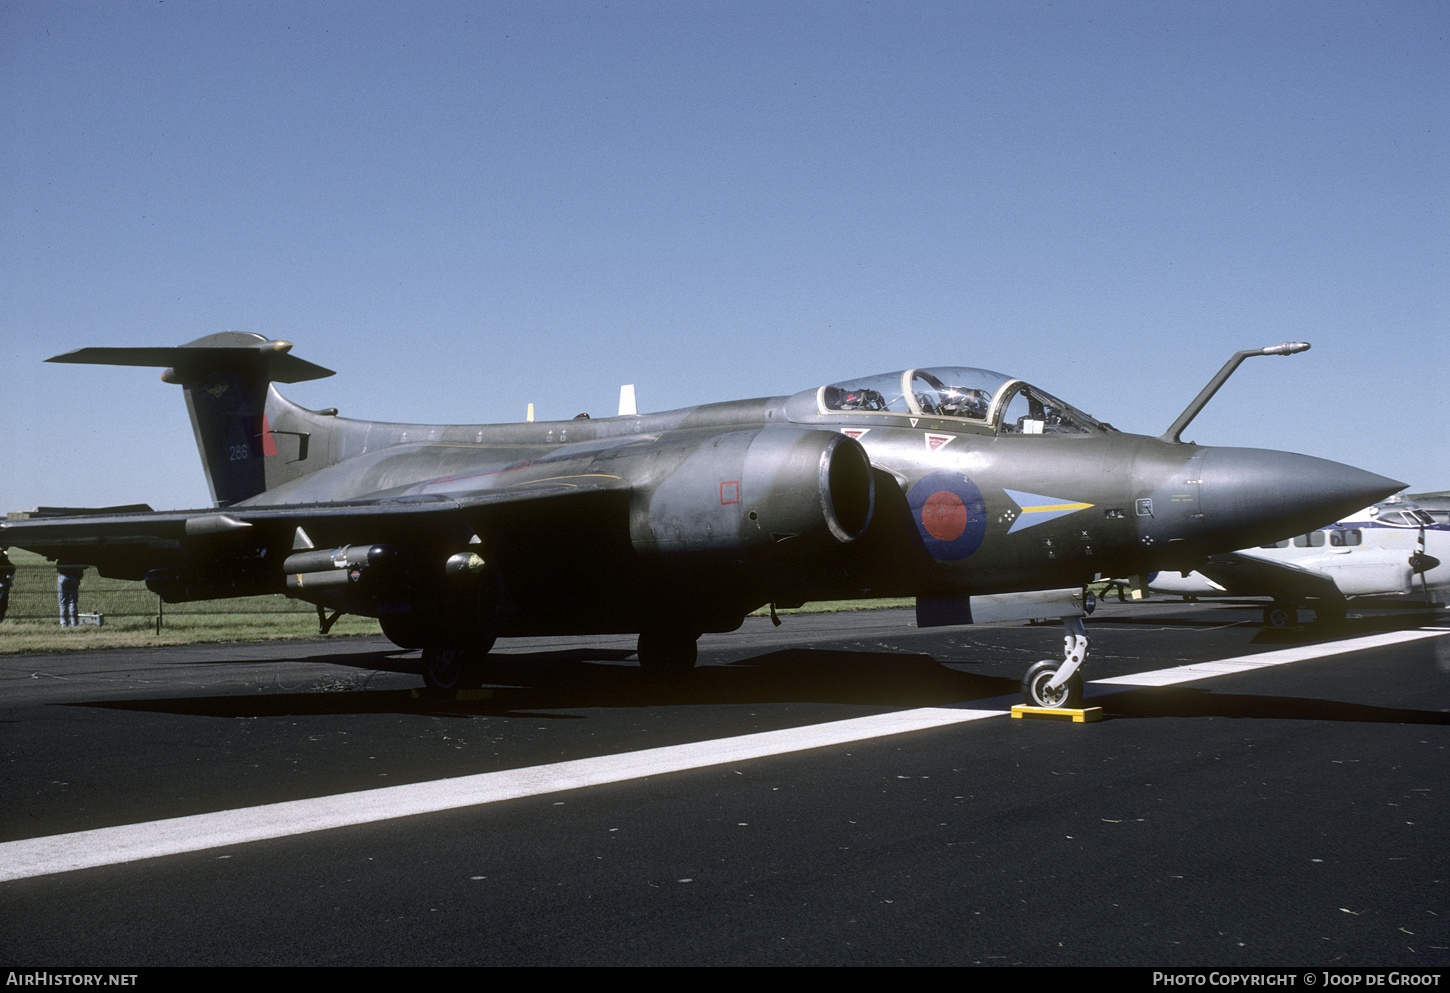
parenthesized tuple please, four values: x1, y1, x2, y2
(1022, 660, 1084, 708)
(1020, 616, 1090, 708)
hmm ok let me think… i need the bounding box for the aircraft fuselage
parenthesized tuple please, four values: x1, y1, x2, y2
(231, 382, 1394, 640)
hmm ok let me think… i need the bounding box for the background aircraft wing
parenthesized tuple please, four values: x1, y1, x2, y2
(1195, 551, 1341, 600)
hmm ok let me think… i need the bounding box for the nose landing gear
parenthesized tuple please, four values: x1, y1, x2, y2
(1021, 615, 1090, 709)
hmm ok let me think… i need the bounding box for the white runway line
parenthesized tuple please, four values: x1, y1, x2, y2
(2, 626, 1447, 883)
(0, 706, 1007, 883)
(1090, 626, 1450, 690)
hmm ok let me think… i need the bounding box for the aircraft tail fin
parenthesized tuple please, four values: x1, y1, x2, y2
(48, 332, 337, 507)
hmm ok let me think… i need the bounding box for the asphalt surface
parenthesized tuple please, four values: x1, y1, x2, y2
(1, 599, 1447, 967)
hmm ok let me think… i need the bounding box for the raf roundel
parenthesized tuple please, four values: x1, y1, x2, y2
(907, 471, 987, 561)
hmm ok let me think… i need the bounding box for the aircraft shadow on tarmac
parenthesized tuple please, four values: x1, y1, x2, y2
(70, 622, 1450, 728)
(73, 647, 1024, 719)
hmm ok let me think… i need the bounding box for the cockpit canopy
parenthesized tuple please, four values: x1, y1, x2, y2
(1370, 504, 1439, 528)
(813, 367, 1107, 435)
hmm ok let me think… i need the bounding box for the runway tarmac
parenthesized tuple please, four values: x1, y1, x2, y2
(1, 600, 1447, 966)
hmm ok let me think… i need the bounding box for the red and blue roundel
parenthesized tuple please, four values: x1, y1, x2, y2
(907, 471, 987, 561)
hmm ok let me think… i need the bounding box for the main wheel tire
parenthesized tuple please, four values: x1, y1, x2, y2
(1021, 659, 1084, 709)
(1263, 604, 1298, 628)
(422, 646, 466, 692)
(637, 629, 698, 674)
(421, 641, 493, 693)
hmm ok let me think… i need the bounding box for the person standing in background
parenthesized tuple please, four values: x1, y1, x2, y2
(0, 550, 14, 623)
(57, 563, 84, 628)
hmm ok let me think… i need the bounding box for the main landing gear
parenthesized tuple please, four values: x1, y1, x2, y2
(421, 636, 496, 693)
(1262, 603, 1298, 629)
(1261, 598, 1347, 629)
(1020, 615, 1090, 709)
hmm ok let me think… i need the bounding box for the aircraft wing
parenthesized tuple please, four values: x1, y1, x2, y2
(0, 477, 632, 582)
(1193, 551, 1342, 600)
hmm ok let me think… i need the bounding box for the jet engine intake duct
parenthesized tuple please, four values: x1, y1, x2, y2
(632, 426, 874, 556)
(821, 431, 875, 541)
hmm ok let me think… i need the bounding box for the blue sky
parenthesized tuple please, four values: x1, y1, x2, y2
(2, 0, 1445, 513)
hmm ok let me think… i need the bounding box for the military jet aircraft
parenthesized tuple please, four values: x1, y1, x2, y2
(0, 333, 1402, 707)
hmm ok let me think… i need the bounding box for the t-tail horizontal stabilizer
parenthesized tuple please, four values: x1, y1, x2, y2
(47, 333, 335, 384)
(46, 332, 336, 508)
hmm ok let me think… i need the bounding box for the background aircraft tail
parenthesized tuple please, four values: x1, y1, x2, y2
(48, 332, 339, 507)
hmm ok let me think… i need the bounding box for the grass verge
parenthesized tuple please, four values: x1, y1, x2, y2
(0, 614, 384, 654)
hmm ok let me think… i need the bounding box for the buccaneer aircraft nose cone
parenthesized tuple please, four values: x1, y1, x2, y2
(1198, 447, 1404, 548)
